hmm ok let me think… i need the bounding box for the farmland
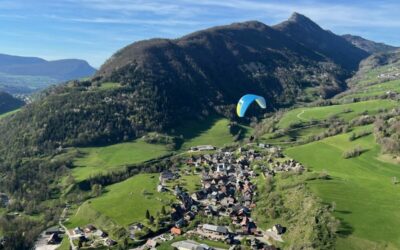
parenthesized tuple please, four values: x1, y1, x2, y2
(67, 174, 174, 228)
(277, 99, 397, 128)
(285, 129, 400, 249)
(72, 139, 172, 181)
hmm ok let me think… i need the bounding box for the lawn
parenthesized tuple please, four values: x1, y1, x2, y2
(277, 99, 397, 128)
(68, 174, 175, 228)
(285, 130, 400, 249)
(72, 139, 171, 181)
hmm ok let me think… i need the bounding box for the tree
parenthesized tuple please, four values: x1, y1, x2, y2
(91, 184, 102, 197)
(161, 206, 166, 215)
(145, 209, 150, 220)
(149, 215, 155, 225)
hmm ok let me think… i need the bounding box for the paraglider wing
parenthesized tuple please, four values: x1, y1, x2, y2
(236, 94, 266, 117)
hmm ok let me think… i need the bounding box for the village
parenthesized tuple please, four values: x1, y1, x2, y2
(37, 143, 305, 250)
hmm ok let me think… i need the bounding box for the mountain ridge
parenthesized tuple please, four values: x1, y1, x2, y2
(0, 13, 389, 157)
(342, 34, 398, 54)
(0, 53, 96, 94)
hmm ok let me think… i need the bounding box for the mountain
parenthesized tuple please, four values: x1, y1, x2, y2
(274, 12, 369, 71)
(342, 34, 398, 54)
(0, 53, 96, 94)
(359, 49, 400, 71)
(0, 91, 24, 114)
(0, 13, 378, 158)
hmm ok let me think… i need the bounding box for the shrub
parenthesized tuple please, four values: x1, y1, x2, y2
(343, 146, 364, 159)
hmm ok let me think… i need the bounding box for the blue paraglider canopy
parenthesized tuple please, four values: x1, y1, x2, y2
(236, 94, 266, 117)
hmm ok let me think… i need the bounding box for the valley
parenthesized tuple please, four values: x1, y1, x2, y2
(0, 12, 399, 250)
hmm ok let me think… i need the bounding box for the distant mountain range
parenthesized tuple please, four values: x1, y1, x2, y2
(0, 53, 96, 94)
(0, 91, 24, 115)
(0, 12, 398, 156)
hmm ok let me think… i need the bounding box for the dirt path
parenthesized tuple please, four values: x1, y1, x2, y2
(296, 110, 308, 121)
(59, 207, 77, 250)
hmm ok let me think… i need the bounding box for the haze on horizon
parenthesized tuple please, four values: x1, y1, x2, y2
(1, 0, 399, 68)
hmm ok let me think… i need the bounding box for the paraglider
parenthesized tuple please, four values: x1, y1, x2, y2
(236, 94, 266, 117)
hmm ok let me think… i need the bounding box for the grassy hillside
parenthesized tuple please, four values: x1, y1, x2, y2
(0, 109, 20, 119)
(176, 118, 239, 149)
(277, 99, 396, 128)
(72, 139, 171, 181)
(340, 79, 400, 99)
(285, 128, 400, 249)
(68, 174, 174, 228)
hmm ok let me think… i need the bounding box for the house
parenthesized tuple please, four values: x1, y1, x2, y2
(73, 227, 83, 235)
(172, 240, 212, 250)
(171, 227, 182, 235)
(175, 218, 186, 228)
(84, 224, 96, 233)
(191, 190, 206, 201)
(157, 184, 166, 192)
(184, 211, 195, 221)
(216, 163, 226, 172)
(47, 233, 61, 245)
(160, 170, 176, 183)
(105, 238, 117, 246)
(146, 239, 158, 248)
(45, 226, 63, 235)
(272, 224, 286, 235)
(241, 217, 257, 234)
(93, 230, 108, 238)
(190, 145, 216, 152)
(129, 223, 144, 231)
(202, 224, 228, 235)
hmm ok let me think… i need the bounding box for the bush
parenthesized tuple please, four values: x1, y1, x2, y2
(343, 146, 364, 159)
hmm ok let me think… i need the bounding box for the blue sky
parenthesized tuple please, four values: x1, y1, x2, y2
(1, 0, 400, 68)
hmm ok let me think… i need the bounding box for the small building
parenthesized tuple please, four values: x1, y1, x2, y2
(190, 145, 216, 152)
(47, 233, 61, 245)
(105, 238, 117, 246)
(45, 226, 63, 235)
(172, 240, 212, 250)
(84, 224, 96, 233)
(171, 227, 182, 235)
(160, 170, 176, 182)
(272, 224, 285, 235)
(157, 184, 166, 192)
(202, 224, 228, 235)
(146, 239, 158, 248)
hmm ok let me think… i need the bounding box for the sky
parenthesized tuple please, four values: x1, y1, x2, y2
(1, 0, 400, 68)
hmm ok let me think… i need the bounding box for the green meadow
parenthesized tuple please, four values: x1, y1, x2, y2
(72, 139, 171, 181)
(67, 174, 174, 228)
(341, 79, 400, 99)
(285, 129, 400, 249)
(277, 99, 397, 128)
(175, 117, 250, 149)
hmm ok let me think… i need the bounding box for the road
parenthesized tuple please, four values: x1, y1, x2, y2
(59, 206, 77, 250)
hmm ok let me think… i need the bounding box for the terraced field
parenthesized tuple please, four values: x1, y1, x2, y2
(285, 129, 400, 249)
